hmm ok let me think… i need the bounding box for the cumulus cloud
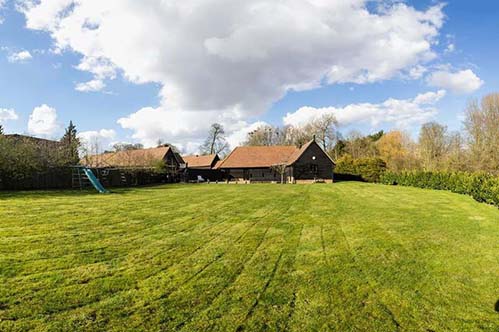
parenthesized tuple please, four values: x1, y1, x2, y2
(117, 107, 247, 150)
(75, 79, 105, 92)
(75, 56, 117, 80)
(427, 69, 483, 94)
(18, 0, 446, 145)
(0, 108, 18, 123)
(28, 104, 60, 136)
(7, 50, 32, 63)
(78, 129, 117, 153)
(226, 121, 270, 149)
(283, 90, 447, 130)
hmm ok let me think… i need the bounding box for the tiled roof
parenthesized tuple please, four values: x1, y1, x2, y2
(81, 147, 171, 168)
(286, 140, 314, 165)
(183, 154, 218, 168)
(216, 145, 299, 169)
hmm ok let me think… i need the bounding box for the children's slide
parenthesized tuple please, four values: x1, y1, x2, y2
(82, 167, 109, 193)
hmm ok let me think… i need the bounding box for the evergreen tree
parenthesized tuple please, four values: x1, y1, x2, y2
(61, 121, 81, 165)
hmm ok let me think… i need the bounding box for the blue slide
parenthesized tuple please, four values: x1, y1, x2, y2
(82, 167, 109, 193)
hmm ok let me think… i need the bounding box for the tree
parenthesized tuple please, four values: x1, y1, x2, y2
(302, 114, 338, 152)
(376, 131, 419, 171)
(200, 123, 229, 156)
(271, 164, 288, 184)
(245, 125, 282, 146)
(331, 138, 346, 160)
(443, 131, 467, 171)
(60, 121, 81, 165)
(113, 143, 144, 152)
(464, 94, 499, 172)
(0, 136, 43, 184)
(418, 122, 448, 171)
(343, 130, 381, 159)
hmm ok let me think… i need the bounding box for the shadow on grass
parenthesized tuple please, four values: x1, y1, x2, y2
(495, 300, 499, 312)
(0, 183, 186, 199)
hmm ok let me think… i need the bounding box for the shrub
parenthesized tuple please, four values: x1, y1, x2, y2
(335, 155, 387, 183)
(380, 171, 499, 207)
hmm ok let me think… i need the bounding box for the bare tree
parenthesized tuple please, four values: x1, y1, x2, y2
(113, 143, 144, 152)
(308, 114, 338, 152)
(245, 125, 284, 146)
(418, 122, 448, 171)
(200, 123, 229, 156)
(443, 131, 467, 171)
(271, 164, 288, 184)
(464, 94, 499, 172)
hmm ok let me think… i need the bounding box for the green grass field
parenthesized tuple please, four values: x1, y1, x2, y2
(1, 183, 499, 331)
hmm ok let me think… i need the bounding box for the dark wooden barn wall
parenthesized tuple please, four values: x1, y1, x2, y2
(292, 142, 334, 180)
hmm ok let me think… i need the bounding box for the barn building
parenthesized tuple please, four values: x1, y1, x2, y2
(216, 139, 335, 183)
(182, 154, 223, 182)
(81, 146, 186, 183)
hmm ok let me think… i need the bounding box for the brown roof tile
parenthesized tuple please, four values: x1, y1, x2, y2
(81, 147, 171, 168)
(217, 146, 299, 169)
(183, 154, 218, 168)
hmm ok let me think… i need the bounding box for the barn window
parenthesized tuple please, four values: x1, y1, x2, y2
(310, 164, 318, 174)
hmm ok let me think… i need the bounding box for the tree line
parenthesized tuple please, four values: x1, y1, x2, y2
(0, 121, 80, 182)
(200, 93, 499, 176)
(2, 92, 498, 183)
(350, 93, 499, 174)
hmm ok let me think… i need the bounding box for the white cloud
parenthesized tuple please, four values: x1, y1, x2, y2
(74, 56, 116, 91)
(284, 90, 447, 130)
(427, 69, 483, 94)
(28, 104, 60, 136)
(75, 79, 105, 92)
(117, 107, 247, 151)
(226, 121, 270, 149)
(75, 56, 117, 80)
(7, 50, 32, 63)
(0, 108, 18, 123)
(413, 89, 447, 105)
(0, 0, 6, 24)
(78, 129, 117, 153)
(445, 43, 455, 54)
(408, 65, 428, 80)
(19, 1, 446, 145)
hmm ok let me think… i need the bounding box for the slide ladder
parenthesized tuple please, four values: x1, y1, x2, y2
(82, 167, 109, 193)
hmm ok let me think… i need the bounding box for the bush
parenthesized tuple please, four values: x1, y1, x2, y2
(380, 171, 499, 207)
(335, 155, 387, 183)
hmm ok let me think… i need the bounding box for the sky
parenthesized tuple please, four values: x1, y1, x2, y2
(0, 0, 497, 154)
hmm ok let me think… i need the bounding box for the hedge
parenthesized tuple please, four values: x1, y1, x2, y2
(335, 156, 387, 183)
(381, 171, 499, 207)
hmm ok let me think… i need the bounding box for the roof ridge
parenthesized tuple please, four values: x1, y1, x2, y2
(216, 146, 239, 169)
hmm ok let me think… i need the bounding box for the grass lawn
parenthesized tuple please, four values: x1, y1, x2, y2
(1, 182, 499, 331)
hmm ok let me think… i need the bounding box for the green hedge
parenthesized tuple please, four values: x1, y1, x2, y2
(335, 156, 387, 183)
(381, 171, 499, 207)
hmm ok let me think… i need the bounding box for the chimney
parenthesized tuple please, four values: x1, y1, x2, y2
(313, 135, 316, 142)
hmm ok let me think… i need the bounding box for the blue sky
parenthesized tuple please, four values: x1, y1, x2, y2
(0, 0, 497, 153)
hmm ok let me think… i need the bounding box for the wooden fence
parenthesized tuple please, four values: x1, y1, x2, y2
(0, 167, 173, 191)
